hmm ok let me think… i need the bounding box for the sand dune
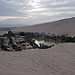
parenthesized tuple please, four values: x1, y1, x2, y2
(0, 43, 75, 75)
(0, 31, 8, 35)
(12, 17, 75, 36)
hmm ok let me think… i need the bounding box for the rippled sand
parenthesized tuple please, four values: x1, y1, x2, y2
(0, 43, 75, 75)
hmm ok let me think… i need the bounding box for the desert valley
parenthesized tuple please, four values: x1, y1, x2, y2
(0, 17, 75, 75)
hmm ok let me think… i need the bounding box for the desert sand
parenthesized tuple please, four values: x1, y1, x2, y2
(0, 43, 75, 75)
(0, 31, 8, 35)
(12, 17, 75, 36)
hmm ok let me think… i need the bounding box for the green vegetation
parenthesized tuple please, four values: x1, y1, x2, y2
(12, 44, 22, 51)
(9, 37, 13, 44)
(0, 31, 75, 52)
(65, 37, 75, 42)
(25, 37, 38, 49)
(8, 31, 15, 37)
(19, 32, 25, 36)
(1, 44, 8, 51)
(39, 44, 51, 49)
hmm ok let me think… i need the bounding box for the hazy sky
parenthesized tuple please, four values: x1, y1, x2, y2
(0, 0, 75, 27)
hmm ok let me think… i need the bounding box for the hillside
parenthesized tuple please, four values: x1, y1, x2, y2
(0, 43, 75, 75)
(12, 17, 75, 36)
(0, 30, 8, 35)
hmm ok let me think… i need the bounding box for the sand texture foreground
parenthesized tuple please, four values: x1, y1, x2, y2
(0, 43, 75, 75)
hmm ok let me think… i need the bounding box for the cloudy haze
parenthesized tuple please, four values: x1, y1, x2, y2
(0, 0, 75, 27)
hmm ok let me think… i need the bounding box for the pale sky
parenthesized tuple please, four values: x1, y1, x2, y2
(0, 0, 75, 27)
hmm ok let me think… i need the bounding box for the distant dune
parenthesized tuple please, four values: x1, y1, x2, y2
(12, 17, 75, 36)
(0, 43, 75, 75)
(0, 30, 8, 35)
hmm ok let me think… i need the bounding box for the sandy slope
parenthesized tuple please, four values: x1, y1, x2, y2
(0, 31, 8, 35)
(0, 43, 75, 75)
(12, 17, 75, 36)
